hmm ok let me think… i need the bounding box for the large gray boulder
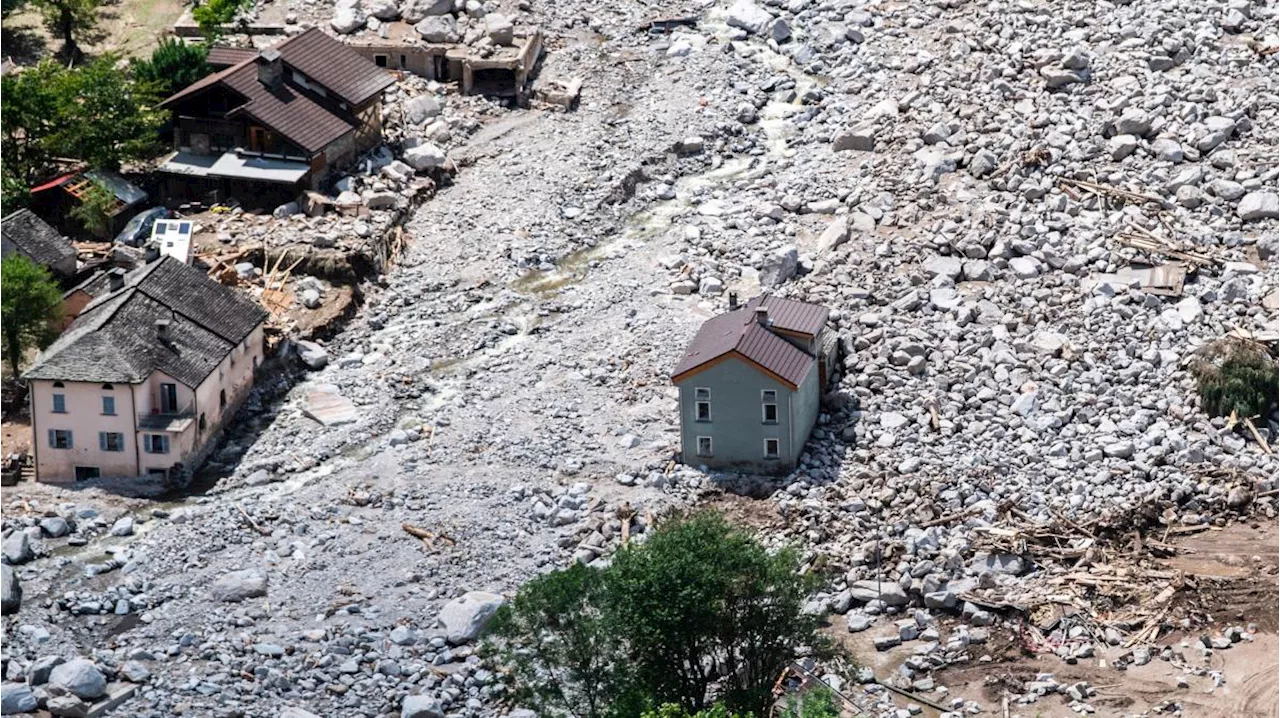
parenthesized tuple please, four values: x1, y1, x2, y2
(280, 709, 323, 718)
(404, 95, 442, 124)
(295, 340, 329, 370)
(414, 15, 455, 42)
(403, 143, 447, 171)
(40, 517, 70, 538)
(847, 580, 910, 607)
(210, 568, 268, 602)
(1238, 191, 1279, 221)
(759, 245, 799, 287)
(1, 683, 37, 713)
(400, 0, 451, 22)
(330, 6, 367, 34)
(401, 695, 444, 718)
(1, 564, 19, 615)
(366, 0, 399, 20)
(437, 591, 505, 644)
(2, 532, 33, 565)
(725, 0, 773, 35)
(48, 658, 107, 700)
(485, 13, 513, 45)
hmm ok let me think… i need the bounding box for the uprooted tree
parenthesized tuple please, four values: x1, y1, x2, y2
(1189, 338, 1279, 420)
(486, 511, 832, 718)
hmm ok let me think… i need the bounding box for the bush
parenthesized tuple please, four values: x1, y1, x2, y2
(779, 686, 839, 718)
(131, 38, 211, 97)
(487, 512, 831, 718)
(642, 704, 753, 718)
(69, 180, 116, 236)
(1190, 339, 1279, 419)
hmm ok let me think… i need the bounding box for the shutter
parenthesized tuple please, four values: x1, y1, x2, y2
(48, 429, 55, 448)
(99, 432, 107, 451)
(161, 436, 170, 454)
(66, 431, 73, 449)
(143, 436, 151, 454)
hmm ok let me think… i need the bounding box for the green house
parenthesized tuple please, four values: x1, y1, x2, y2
(671, 294, 839, 474)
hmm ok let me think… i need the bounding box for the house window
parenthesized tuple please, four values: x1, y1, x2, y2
(694, 388, 711, 422)
(144, 434, 170, 454)
(99, 432, 125, 452)
(52, 393, 67, 414)
(49, 429, 73, 449)
(220, 389, 227, 408)
(374, 54, 388, 68)
(160, 383, 178, 413)
(147, 468, 168, 477)
(399, 54, 407, 69)
(102, 396, 116, 415)
(762, 390, 778, 424)
(764, 438, 780, 459)
(199, 413, 207, 432)
(101, 383, 113, 390)
(75, 466, 100, 481)
(696, 436, 713, 457)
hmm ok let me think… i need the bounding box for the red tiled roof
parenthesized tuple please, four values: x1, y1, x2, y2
(671, 295, 829, 388)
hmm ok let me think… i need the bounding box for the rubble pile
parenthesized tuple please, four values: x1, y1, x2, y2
(2, 0, 1276, 714)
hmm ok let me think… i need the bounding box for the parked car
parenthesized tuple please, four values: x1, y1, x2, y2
(114, 206, 169, 246)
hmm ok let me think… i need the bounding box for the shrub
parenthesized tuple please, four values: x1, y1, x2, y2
(642, 704, 753, 718)
(780, 686, 840, 718)
(1190, 339, 1279, 419)
(487, 511, 832, 718)
(69, 180, 116, 236)
(131, 38, 211, 97)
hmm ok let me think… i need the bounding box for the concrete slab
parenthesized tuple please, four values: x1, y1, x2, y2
(303, 384, 359, 427)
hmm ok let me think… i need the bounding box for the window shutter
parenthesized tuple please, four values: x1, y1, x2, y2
(48, 429, 55, 448)
(143, 436, 151, 454)
(66, 431, 73, 449)
(161, 436, 170, 454)
(99, 432, 107, 451)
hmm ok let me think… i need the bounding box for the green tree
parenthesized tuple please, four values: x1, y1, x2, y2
(1, 60, 62, 186)
(1191, 339, 1279, 419)
(780, 687, 839, 718)
(131, 38, 211, 96)
(2, 167, 31, 217)
(487, 563, 628, 718)
(606, 513, 828, 715)
(32, 0, 100, 63)
(488, 512, 831, 718)
(1, 255, 63, 377)
(47, 55, 165, 170)
(193, 0, 252, 39)
(69, 180, 116, 236)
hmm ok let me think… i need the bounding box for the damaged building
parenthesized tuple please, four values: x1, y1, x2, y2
(155, 28, 395, 207)
(341, 16, 542, 103)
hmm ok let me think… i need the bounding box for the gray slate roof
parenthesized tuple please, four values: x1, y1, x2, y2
(2, 209, 76, 267)
(24, 257, 267, 386)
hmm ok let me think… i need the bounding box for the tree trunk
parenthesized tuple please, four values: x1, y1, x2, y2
(4, 329, 21, 378)
(59, 8, 80, 64)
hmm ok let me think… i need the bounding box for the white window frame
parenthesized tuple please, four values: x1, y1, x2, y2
(696, 436, 713, 457)
(762, 390, 778, 424)
(694, 387, 711, 422)
(763, 438, 780, 459)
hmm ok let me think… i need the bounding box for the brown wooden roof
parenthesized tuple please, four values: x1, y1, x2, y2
(279, 27, 395, 106)
(671, 295, 829, 389)
(162, 29, 394, 153)
(208, 46, 259, 68)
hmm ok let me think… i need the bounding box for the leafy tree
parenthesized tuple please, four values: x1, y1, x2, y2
(193, 0, 252, 39)
(2, 168, 31, 217)
(1, 255, 63, 377)
(32, 0, 100, 63)
(780, 687, 839, 718)
(487, 563, 629, 718)
(488, 512, 832, 718)
(1, 61, 62, 186)
(131, 38, 211, 97)
(605, 513, 828, 715)
(47, 56, 165, 171)
(69, 180, 116, 236)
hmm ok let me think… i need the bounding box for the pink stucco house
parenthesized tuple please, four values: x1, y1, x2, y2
(22, 256, 267, 484)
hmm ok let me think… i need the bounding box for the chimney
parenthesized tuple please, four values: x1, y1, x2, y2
(257, 48, 283, 90)
(754, 306, 770, 327)
(728, 292, 738, 310)
(107, 268, 126, 292)
(155, 319, 171, 343)
(144, 242, 161, 263)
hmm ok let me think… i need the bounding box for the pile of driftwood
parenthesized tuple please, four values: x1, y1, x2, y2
(962, 496, 1267, 656)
